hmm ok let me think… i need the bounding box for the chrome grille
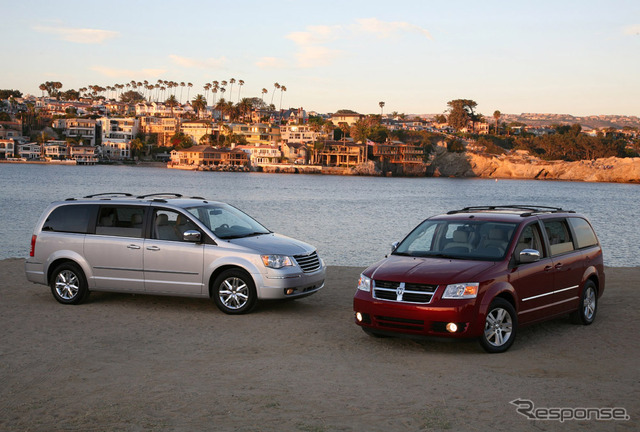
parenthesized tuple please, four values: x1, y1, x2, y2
(293, 251, 321, 273)
(373, 280, 437, 304)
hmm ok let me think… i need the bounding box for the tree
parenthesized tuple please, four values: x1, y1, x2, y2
(0, 89, 22, 99)
(434, 114, 447, 124)
(278, 85, 287, 123)
(493, 110, 501, 134)
(270, 82, 280, 108)
(120, 90, 145, 103)
(61, 89, 80, 101)
(170, 132, 193, 149)
(165, 95, 179, 117)
(237, 79, 244, 103)
(192, 94, 207, 118)
(379, 101, 385, 117)
(446, 99, 478, 131)
(130, 138, 144, 158)
(350, 118, 369, 144)
(261, 88, 268, 102)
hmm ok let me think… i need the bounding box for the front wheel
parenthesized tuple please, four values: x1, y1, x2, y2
(212, 269, 257, 314)
(50, 262, 89, 305)
(571, 280, 597, 325)
(479, 298, 517, 353)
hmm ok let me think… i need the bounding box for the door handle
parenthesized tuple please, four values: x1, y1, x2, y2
(127, 244, 141, 249)
(544, 265, 553, 272)
(146, 246, 160, 251)
(554, 263, 563, 269)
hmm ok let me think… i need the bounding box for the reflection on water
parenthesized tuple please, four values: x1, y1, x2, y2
(1, 163, 637, 267)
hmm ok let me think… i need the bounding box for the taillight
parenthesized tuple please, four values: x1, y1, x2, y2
(30, 235, 37, 257)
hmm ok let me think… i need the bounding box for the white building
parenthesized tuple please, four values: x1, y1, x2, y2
(279, 124, 321, 145)
(18, 142, 41, 159)
(99, 117, 139, 141)
(101, 140, 131, 160)
(235, 144, 281, 165)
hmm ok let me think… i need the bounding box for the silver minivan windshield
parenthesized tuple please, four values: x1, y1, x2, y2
(186, 204, 271, 239)
(393, 219, 518, 261)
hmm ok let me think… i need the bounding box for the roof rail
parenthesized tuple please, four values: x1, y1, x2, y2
(136, 193, 183, 199)
(83, 193, 133, 198)
(447, 205, 574, 217)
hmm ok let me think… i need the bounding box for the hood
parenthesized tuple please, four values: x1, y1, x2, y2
(367, 255, 497, 285)
(226, 233, 314, 256)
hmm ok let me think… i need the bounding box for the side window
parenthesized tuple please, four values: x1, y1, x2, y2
(515, 223, 545, 258)
(543, 220, 575, 256)
(568, 218, 598, 249)
(95, 206, 145, 238)
(152, 209, 199, 242)
(43, 204, 94, 234)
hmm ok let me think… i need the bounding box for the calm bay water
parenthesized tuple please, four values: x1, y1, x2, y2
(1, 163, 638, 267)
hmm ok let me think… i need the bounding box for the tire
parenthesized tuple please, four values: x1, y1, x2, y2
(479, 298, 517, 353)
(571, 280, 597, 325)
(50, 262, 89, 305)
(212, 269, 257, 315)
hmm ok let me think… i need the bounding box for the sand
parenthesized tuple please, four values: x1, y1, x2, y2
(0, 259, 637, 431)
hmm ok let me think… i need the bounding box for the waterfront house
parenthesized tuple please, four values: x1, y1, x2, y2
(317, 140, 365, 167)
(44, 141, 69, 159)
(279, 124, 321, 145)
(235, 144, 281, 165)
(202, 147, 249, 167)
(281, 142, 310, 164)
(101, 140, 131, 160)
(69, 145, 98, 164)
(372, 141, 424, 164)
(18, 142, 40, 160)
(54, 118, 98, 145)
(0, 139, 15, 158)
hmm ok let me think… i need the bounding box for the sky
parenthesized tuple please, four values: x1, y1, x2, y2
(2, 0, 639, 117)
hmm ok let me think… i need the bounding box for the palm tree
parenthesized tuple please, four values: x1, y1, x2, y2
(204, 83, 211, 105)
(493, 110, 501, 135)
(38, 84, 47, 97)
(379, 101, 385, 120)
(270, 82, 280, 107)
(192, 94, 206, 118)
(228, 78, 236, 101)
(179, 82, 185, 103)
(261, 88, 268, 103)
(237, 80, 244, 103)
(186, 83, 193, 103)
(279, 85, 287, 123)
(165, 95, 179, 117)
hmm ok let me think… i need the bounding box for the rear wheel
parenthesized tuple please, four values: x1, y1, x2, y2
(571, 280, 597, 325)
(212, 269, 257, 315)
(479, 298, 517, 353)
(50, 262, 89, 305)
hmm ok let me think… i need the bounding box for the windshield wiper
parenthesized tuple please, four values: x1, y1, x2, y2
(226, 231, 270, 239)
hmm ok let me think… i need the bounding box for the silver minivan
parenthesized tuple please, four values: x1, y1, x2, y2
(25, 193, 325, 314)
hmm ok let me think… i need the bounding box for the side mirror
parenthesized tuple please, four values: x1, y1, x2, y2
(519, 248, 541, 263)
(391, 241, 400, 253)
(183, 230, 202, 243)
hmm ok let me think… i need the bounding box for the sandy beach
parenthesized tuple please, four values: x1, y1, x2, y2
(0, 258, 637, 431)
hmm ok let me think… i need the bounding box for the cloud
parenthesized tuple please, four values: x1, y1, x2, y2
(281, 18, 430, 68)
(90, 66, 166, 78)
(169, 55, 227, 69)
(33, 25, 119, 44)
(623, 25, 640, 36)
(354, 18, 433, 40)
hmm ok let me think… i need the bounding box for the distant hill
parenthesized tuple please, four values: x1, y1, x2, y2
(419, 113, 640, 130)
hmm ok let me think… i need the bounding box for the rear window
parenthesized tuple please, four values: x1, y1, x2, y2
(43, 204, 94, 234)
(568, 217, 598, 249)
(95, 206, 145, 238)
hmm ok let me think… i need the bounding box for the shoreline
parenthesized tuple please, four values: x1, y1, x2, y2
(1, 258, 638, 431)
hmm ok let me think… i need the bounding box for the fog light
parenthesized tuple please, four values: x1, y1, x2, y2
(355, 312, 363, 322)
(446, 322, 458, 333)
(285, 288, 295, 295)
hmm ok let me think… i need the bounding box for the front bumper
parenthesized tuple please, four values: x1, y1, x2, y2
(353, 290, 482, 338)
(255, 266, 326, 300)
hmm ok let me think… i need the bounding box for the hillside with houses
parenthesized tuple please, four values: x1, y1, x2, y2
(1, 86, 638, 181)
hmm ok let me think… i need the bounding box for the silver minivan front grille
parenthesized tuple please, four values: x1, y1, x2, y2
(293, 251, 321, 273)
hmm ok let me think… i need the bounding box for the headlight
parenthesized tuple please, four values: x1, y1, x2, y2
(357, 274, 371, 292)
(261, 255, 293, 269)
(442, 282, 479, 299)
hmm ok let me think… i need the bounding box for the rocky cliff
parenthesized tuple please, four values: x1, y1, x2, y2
(428, 148, 640, 183)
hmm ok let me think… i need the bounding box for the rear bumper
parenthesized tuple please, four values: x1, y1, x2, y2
(25, 260, 46, 285)
(353, 291, 482, 338)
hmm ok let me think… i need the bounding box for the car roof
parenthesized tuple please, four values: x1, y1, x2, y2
(430, 205, 578, 223)
(56, 193, 224, 208)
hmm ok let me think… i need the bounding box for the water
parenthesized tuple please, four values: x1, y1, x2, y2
(1, 163, 638, 267)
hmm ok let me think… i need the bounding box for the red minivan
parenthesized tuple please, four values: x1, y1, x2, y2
(353, 206, 605, 353)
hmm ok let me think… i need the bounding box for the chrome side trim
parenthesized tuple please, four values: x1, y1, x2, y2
(143, 269, 200, 276)
(522, 285, 579, 302)
(93, 266, 143, 272)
